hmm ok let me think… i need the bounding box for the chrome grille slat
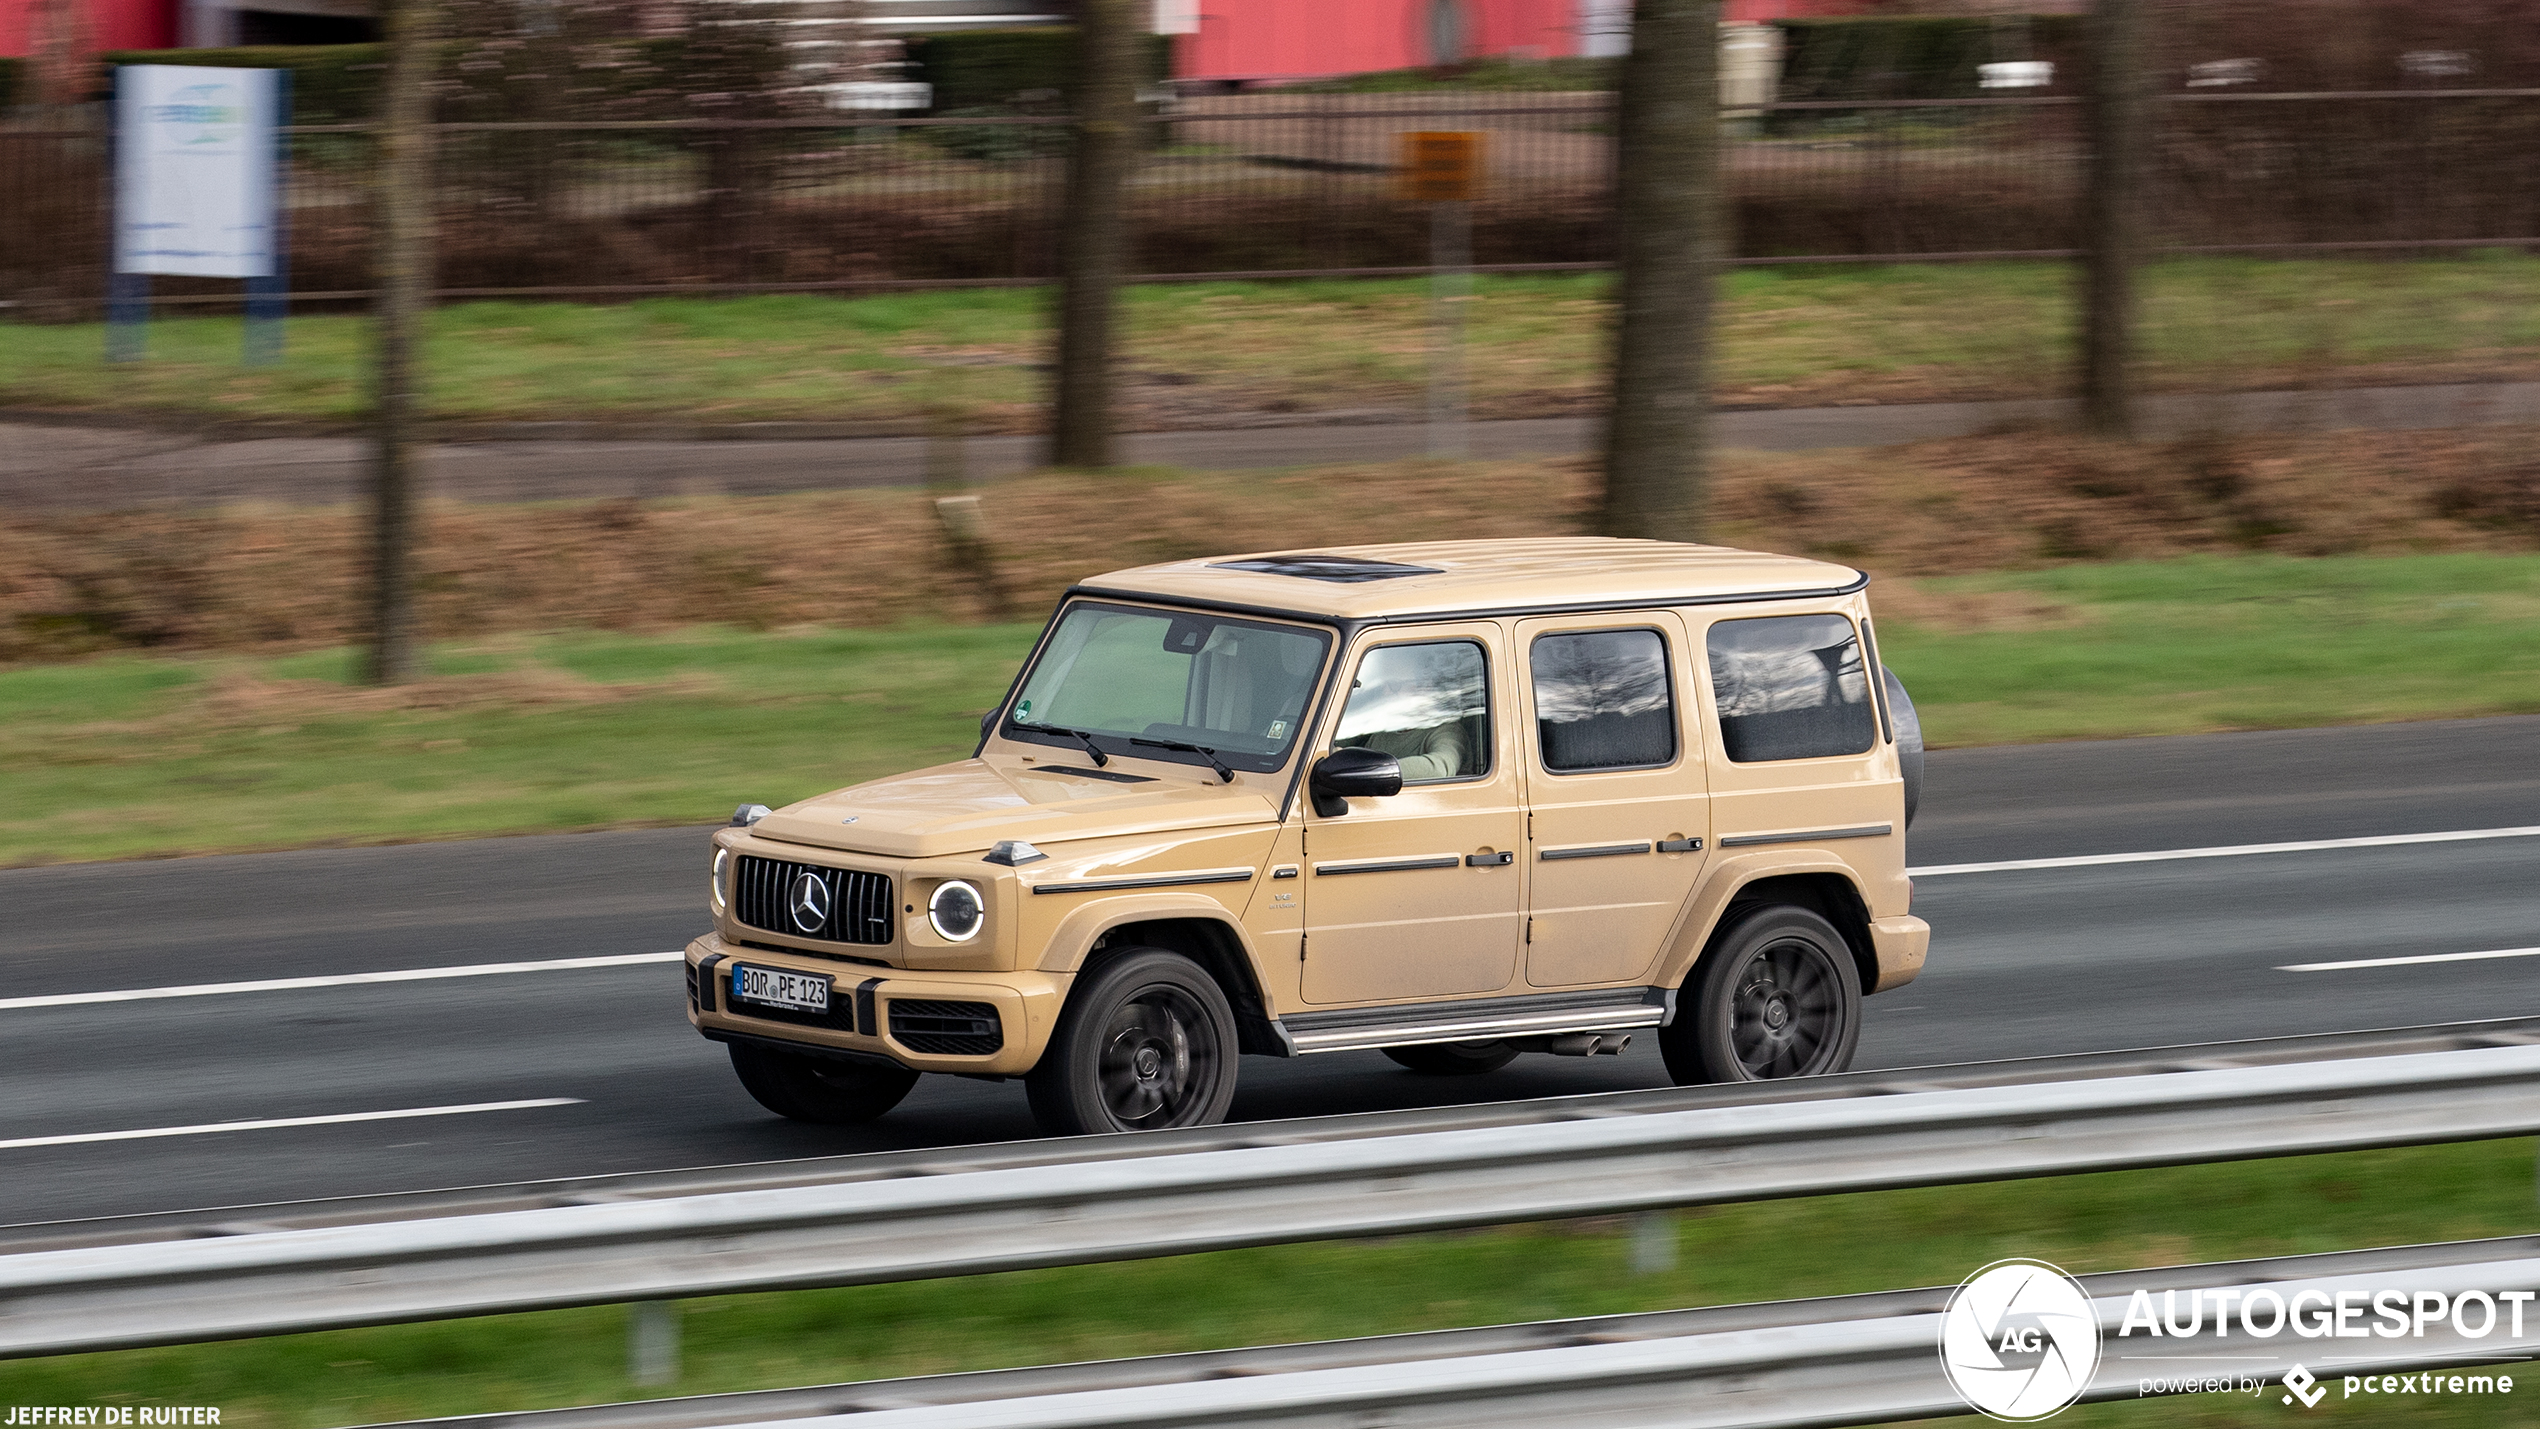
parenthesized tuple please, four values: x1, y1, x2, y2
(733, 856, 894, 946)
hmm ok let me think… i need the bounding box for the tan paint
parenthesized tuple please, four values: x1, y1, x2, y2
(689, 538, 1915, 1080)
(1030, 890, 1266, 975)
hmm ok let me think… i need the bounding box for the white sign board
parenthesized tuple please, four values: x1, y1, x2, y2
(115, 65, 280, 279)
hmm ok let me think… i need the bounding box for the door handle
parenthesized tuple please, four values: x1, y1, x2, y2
(1657, 837, 1702, 853)
(1465, 851, 1514, 867)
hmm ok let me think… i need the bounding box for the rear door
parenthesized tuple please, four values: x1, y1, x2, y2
(1516, 614, 1712, 988)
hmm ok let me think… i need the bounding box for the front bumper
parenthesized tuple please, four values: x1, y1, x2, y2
(685, 934, 1065, 1077)
(1868, 915, 1930, 992)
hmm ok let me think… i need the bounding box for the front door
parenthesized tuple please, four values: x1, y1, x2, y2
(1517, 614, 1713, 988)
(1301, 624, 1524, 1004)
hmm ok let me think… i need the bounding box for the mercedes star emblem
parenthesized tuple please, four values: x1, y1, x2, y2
(787, 870, 833, 933)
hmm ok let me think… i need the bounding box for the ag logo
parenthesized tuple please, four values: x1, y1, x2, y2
(1939, 1258, 2100, 1421)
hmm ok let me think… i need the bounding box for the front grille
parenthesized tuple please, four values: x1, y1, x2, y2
(889, 999, 1003, 1056)
(734, 856, 895, 945)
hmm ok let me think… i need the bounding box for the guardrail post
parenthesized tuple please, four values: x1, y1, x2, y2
(1629, 1210, 1678, 1274)
(630, 1300, 680, 1386)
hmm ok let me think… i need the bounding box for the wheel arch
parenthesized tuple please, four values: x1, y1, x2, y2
(1660, 856, 1884, 998)
(1034, 894, 1280, 1056)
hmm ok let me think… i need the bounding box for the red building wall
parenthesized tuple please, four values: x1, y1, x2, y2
(1177, 0, 1586, 83)
(2, 0, 178, 60)
(1176, 0, 1880, 84)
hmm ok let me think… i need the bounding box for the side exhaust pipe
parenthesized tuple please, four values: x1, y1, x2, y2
(1541, 1033, 1633, 1057)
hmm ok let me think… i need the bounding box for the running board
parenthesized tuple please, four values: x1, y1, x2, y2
(1275, 987, 1673, 1055)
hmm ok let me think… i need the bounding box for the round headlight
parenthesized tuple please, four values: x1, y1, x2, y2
(928, 880, 985, 942)
(710, 848, 729, 911)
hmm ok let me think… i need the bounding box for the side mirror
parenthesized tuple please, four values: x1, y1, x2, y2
(979, 708, 999, 740)
(1310, 747, 1402, 817)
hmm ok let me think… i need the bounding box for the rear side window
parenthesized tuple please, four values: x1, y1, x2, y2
(1707, 614, 1876, 763)
(1530, 629, 1677, 772)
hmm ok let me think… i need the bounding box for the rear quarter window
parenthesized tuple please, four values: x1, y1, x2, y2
(1706, 614, 1876, 763)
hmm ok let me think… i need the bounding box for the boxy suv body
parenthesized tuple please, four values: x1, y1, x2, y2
(685, 538, 1930, 1133)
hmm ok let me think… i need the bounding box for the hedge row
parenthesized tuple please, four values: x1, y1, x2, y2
(1774, 15, 2090, 101)
(91, 28, 1171, 122)
(100, 43, 384, 121)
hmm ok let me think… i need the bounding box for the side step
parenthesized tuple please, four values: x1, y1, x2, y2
(1275, 987, 1672, 1055)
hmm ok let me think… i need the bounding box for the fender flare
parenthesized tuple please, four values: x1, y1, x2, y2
(1033, 892, 1263, 975)
(1653, 850, 1875, 995)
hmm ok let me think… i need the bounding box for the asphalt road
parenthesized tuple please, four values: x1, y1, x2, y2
(4, 715, 2537, 1225)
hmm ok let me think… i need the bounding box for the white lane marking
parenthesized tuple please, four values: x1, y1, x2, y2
(0, 951, 686, 1012)
(1909, 825, 2540, 878)
(2279, 945, 2540, 973)
(0, 1099, 584, 1151)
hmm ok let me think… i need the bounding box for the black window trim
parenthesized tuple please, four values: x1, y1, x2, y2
(1859, 616, 1895, 745)
(989, 576, 1876, 821)
(1525, 622, 1684, 778)
(1333, 635, 1498, 787)
(993, 597, 1337, 779)
(1703, 610, 1881, 766)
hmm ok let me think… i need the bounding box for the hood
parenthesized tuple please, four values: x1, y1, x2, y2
(751, 759, 1280, 859)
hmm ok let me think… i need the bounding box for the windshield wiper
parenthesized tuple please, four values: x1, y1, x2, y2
(1022, 721, 1111, 768)
(1133, 737, 1236, 783)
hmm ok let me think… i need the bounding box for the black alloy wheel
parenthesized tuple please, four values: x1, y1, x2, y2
(1382, 1040, 1520, 1075)
(1027, 948, 1239, 1134)
(1662, 904, 1863, 1085)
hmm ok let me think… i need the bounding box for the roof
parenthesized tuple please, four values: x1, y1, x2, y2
(1077, 539, 1866, 623)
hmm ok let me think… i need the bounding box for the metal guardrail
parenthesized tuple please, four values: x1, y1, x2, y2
(357, 1237, 2540, 1429)
(11, 1014, 2537, 1257)
(6, 1036, 2540, 1357)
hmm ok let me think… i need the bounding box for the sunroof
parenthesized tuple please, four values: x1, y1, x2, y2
(1206, 555, 1445, 583)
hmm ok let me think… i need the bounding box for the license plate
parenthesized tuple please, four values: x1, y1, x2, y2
(730, 964, 831, 1014)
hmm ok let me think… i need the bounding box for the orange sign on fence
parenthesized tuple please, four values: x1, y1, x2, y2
(1396, 131, 1485, 203)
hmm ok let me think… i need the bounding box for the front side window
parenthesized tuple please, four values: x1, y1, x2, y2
(1707, 613, 1875, 763)
(1006, 602, 1330, 772)
(1333, 640, 1490, 783)
(1530, 628, 1677, 772)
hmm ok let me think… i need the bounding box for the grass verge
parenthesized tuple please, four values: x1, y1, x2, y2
(8, 553, 2540, 866)
(2, 1139, 2533, 1427)
(8, 255, 2540, 427)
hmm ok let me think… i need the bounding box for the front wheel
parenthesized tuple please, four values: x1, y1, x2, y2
(1026, 948, 1239, 1135)
(729, 1043, 919, 1124)
(1383, 1040, 1520, 1075)
(1662, 904, 1862, 1085)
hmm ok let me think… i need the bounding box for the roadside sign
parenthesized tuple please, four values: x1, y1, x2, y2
(116, 65, 281, 278)
(109, 64, 291, 365)
(1397, 131, 1484, 204)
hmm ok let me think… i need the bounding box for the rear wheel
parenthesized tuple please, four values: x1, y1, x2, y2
(1027, 948, 1239, 1135)
(1662, 904, 1862, 1085)
(728, 1043, 919, 1124)
(1382, 1040, 1520, 1075)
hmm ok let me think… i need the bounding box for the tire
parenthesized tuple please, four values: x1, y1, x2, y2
(728, 1043, 919, 1125)
(1026, 947, 1240, 1135)
(1661, 905, 1863, 1085)
(1382, 1040, 1520, 1075)
(1884, 666, 1923, 830)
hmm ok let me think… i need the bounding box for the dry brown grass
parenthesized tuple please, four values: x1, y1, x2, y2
(7, 426, 2538, 664)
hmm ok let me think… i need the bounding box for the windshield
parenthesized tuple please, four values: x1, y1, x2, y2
(1004, 602, 1332, 774)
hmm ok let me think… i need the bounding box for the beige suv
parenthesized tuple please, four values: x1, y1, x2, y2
(685, 538, 1930, 1134)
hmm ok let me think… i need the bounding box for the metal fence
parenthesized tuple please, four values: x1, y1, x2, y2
(9, 1038, 2540, 1356)
(6, 88, 2540, 309)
